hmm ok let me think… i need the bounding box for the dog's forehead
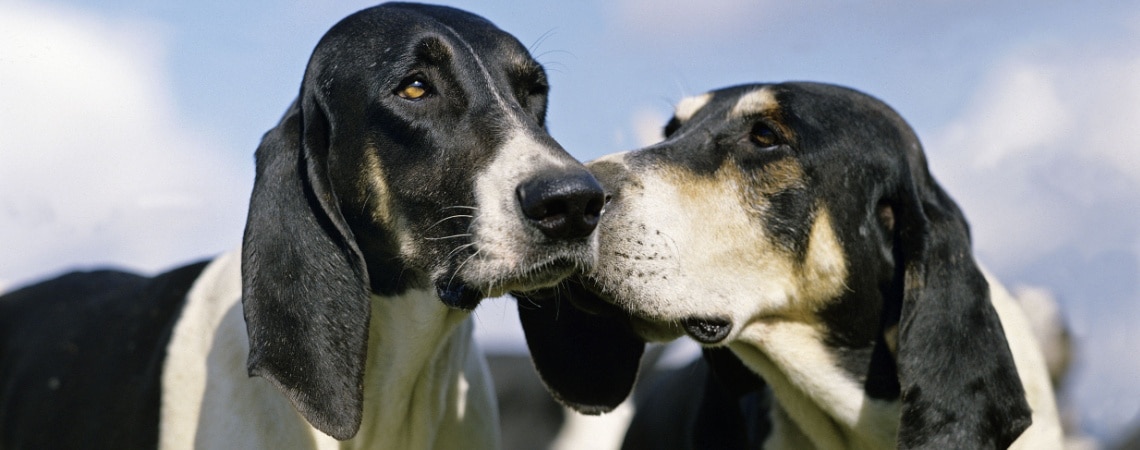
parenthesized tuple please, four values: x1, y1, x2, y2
(323, 3, 525, 59)
(672, 86, 783, 127)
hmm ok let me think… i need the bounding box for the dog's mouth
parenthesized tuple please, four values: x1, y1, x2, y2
(681, 317, 733, 344)
(565, 276, 736, 345)
(436, 255, 587, 310)
(434, 282, 483, 310)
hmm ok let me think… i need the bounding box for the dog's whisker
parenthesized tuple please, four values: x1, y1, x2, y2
(447, 248, 483, 288)
(444, 242, 477, 261)
(528, 28, 557, 54)
(360, 191, 374, 217)
(425, 233, 472, 241)
(426, 214, 474, 231)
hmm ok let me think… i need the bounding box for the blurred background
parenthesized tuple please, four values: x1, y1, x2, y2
(2, 0, 1137, 446)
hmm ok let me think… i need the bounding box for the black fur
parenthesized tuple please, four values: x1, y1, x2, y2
(241, 3, 601, 440)
(621, 349, 773, 450)
(515, 280, 644, 413)
(0, 261, 208, 449)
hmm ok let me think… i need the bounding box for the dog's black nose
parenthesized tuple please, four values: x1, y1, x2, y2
(517, 169, 606, 239)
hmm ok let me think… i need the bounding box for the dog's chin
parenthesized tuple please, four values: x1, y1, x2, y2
(579, 278, 734, 344)
(629, 317, 686, 342)
(436, 256, 586, 310)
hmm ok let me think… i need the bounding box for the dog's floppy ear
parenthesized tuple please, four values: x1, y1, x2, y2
(515, 280, 644, 414)
(892, 173, 1032, 448)
(241, 96, 371, 441)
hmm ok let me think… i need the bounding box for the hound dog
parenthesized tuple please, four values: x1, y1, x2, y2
(0, 3, 607, 449)
(517, 82, 1064, 449)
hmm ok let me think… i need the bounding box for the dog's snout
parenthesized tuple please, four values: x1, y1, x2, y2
(517, 169, 606, 240)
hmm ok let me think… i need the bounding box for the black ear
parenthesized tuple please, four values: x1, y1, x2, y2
(241, 97, 371, 441)
(515, 280, 644, 414)
(893, 180, 1031, 448)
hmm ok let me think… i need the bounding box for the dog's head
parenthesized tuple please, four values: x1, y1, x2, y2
(522, 82, 1032, 447)
(240, 3, 603, 439)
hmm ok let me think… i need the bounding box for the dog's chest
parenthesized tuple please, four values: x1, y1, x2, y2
(158, 251, 499, 449)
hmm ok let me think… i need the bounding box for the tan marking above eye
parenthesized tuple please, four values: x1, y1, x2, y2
(674, 93, 712, 123)
(397, 79, 429, 100)
(729, 88, 778, 118)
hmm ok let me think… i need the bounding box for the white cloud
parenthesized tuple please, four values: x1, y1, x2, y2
(927, 49, 1140, 271)
(939, 63, 1070, 170)
(0, 2, 249, 287)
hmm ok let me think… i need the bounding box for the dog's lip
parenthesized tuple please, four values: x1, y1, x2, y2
(513, 256, 582, 288)
(456, 255, 584, 301)
(572, 276, 735, 344)
(435, 282, 482, 310)
(681, 316, 733, 344)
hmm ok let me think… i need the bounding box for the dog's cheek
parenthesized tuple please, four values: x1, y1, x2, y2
(360, 146, 397, 229)
(796, 208, 849, 306)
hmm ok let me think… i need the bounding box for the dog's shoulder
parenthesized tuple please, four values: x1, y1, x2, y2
(159, 249, 334, 449)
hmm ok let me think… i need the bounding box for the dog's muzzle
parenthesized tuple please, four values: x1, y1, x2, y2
(516, 169, 606, 240)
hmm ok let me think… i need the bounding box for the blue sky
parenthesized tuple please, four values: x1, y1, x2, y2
(2, 0, 1138, 444)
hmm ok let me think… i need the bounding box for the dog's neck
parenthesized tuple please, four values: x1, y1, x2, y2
(730, 322, 899, 450)
(341, 289, 500, 449)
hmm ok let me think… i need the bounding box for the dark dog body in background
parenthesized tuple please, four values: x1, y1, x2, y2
(521, 82, 1064, 449)
(1, 3, 605, 449)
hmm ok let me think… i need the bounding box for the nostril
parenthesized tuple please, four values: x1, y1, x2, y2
(517, 169, 605, 240)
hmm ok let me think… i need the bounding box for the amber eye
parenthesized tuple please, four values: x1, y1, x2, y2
(749, 122, 780, 148)
(396, 79, 430, 100)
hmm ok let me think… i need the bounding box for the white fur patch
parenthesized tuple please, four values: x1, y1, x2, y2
(351, 289, 499, 449)
(731, 322, 899, 450)
(160, 250, 328, 449)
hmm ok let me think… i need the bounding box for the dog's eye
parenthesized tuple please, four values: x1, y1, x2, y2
(396, 79, 431, 100)
(750, 122, 780, 148)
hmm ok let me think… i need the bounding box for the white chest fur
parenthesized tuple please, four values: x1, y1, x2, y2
(158, 250, 500, 449)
